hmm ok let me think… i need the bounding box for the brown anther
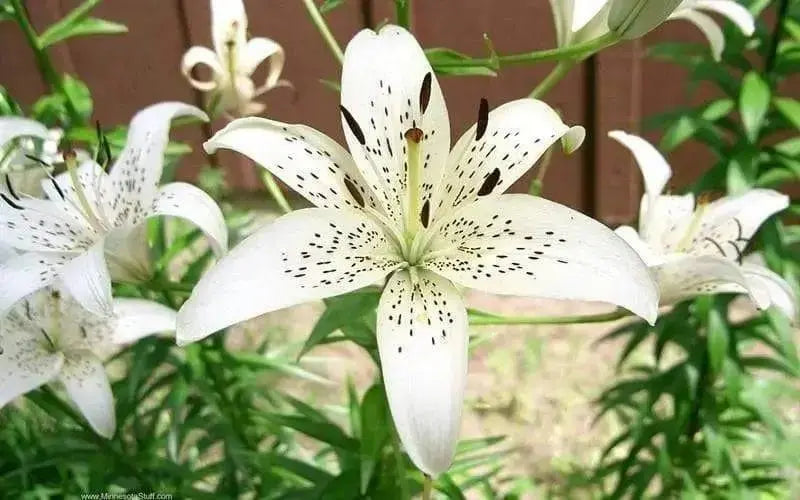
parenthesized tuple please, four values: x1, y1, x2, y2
(405, 127, 423, 144)
(697, 191, 719, 206)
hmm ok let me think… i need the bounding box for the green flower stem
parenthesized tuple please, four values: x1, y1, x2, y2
(33, 387, 155, 489)
(529, 61, 576, 99)
(390, 426, 410, 500)
(432, 33, 618, 70)
(469, 307, 630, 326)
(9, 0, 81, 123)
(301, 0, 344, 65)
(395, 0, 412, 30)
(422, 475, 433, 500)
(261, 170, 292, 214)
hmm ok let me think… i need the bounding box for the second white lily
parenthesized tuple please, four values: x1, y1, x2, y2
(610, 130, 796, 321)
(0, 102, 228, 317)
(0, 286, 178, 438)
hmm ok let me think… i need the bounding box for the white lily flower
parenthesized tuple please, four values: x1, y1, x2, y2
(178, 26, 658, 475)
(668, 0, 756, 60)
(0, 288, 177, 438)
(0, 102, 229, 317)
(181, 0, 290, 117)
(610, 130, 796, 321)
(0, 117, 65, 197)
(549, 0, 753, 59)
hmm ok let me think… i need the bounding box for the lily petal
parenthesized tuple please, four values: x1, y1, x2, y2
(341, 25, 450, 228)
(60, 350, 115, 438)
(423, 194, 658, 323)
(0, 196, 93, 252)
(671, 9, 725, 60)
(109, 102, 208, 225)
(242, 37, 286, 92)
(614, 225, 664, 266)
(642, 194, 696, 251)
(113, 298, 177, 344)
(436, 99, 584, 219)
(741, 262, 797, 322)
(0, 317, 64, 407)
(572, 0, 608, 32)
(608, 130, 672, 202)
(177, 208, 403, 345)
(0, 116, 49, 147)
(60, 241, 113, 317)
(205, 118, 380, 212)
(181, 46, 224, 92)
(377, 269, 468, 476)
(0, 240, 14, 263)
(105, 224, 152, 283)
(654, 254, 769, 308)
(43, 160, 114, 234)
(211, 0, 247, 58)
(694, 0, 755, 35)
(0, 252, 70, 315)
(687, 189, 789, 259)
(149, 182, 228, 256)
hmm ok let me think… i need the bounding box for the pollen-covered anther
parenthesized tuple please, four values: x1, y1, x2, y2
(405, 127, 424, 144)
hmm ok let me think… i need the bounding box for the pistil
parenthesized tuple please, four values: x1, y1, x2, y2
(404, 127, 424, 248)
(677, 194, 710, 251)
(64, 150, 104, 231)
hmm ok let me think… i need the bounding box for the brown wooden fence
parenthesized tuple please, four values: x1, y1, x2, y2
(0, 0, 740, 223)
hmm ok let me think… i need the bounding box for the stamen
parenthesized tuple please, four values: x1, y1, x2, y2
(64, 149, 104, 231)
(340, 105, 365, 144)
(478, 168, 501, 196)
(344, 178, 365, 208)
(4, 174, 20, 200)
(404, 127, 424, 245)
(24, 154, 50, 167)
(420, 199, 430, 228)
(476, 98, 489, 141)
(0, 192, 23, 210)
(419, 72, 432, 114)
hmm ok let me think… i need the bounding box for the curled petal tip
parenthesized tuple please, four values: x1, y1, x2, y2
(562, 125, 586, 155)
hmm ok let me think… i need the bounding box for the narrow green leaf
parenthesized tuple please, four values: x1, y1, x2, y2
(707, 306, 729, 375)
(774, 97, 800, 131)
(300, 290, 380, 358)
(739, 72, 771, 142)
(359, 385, 388, 493)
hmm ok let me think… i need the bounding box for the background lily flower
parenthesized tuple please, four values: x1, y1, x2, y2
(0, 287, 177, 438)
(0, 117, 63, 197)
(609, 130, 795, 320)
(668, 0, 755, 60)
(178, 26, 658, 476)
(181, 0, 290, 117)
(549, 0, 752, 59)
(0, 102, 228, 317)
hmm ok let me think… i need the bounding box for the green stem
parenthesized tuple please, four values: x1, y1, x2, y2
(395, 0, 412, 30)
(469, 308, 629, 326)
(261, 170, 292, 214)
(301, 0, 344, 65)
(432, 33, 618, 70)
(9, 0, 81, 123)
(390, 426, 410, 500)
(422, 475, 433, 500)
(529, 61, 576, 99)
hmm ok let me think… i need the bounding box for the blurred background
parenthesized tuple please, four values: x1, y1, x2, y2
(0, 0, 771, 224)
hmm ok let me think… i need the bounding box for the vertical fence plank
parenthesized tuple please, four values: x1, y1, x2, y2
(593, 41, 643, 225)
(412, 0, 592, 212)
